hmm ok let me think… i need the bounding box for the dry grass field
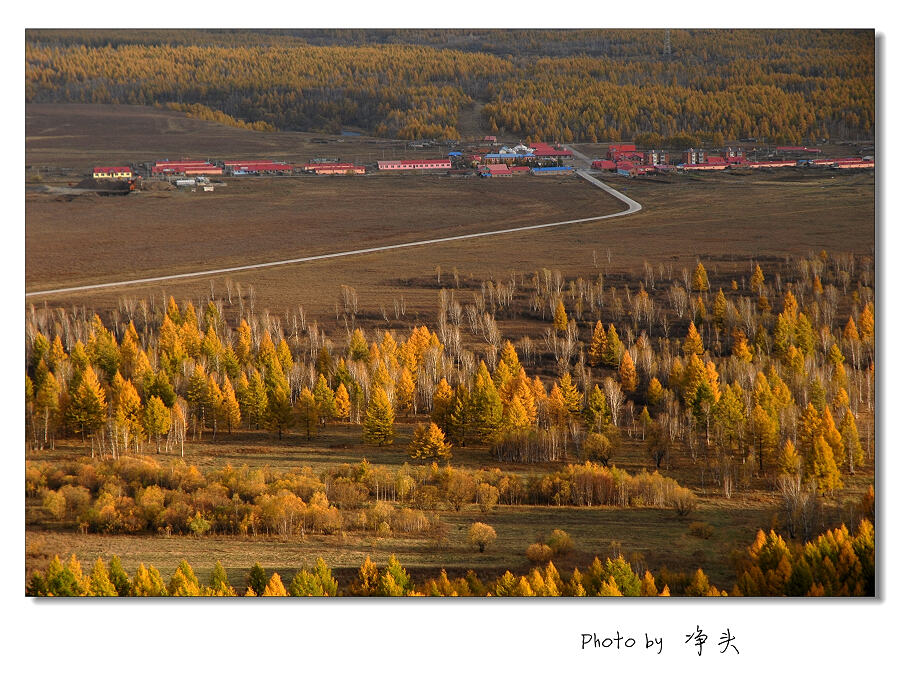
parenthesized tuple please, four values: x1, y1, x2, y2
(26, 106, 873, 326)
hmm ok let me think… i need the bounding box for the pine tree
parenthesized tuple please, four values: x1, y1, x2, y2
(588, 320, 608, 367)
(692, 261, 709, 292)
(267, 386, 294, 439)
(712, 289, 728, 328)
(220, 376, 241, 434)
(235, 319, 253, 365)
(751, 404, 778, 473)
(448, 384, 475, 446)
(244, 370, 269, 429)
(247, 563, 267, 596)
(395, 367, 416, 415)
(350, 556, 379, 596)
(67, 365, 107, 443)
(553, 299, 569, 332)
(602, 324, 623, 367)
(646, 376, 664, 407)
(683, 321, 704, 356)
(108, 556, 131, 596)
(471, 363, 503, 442)
(619, 350, 637, 393)
(430, 378, 454, 432)
(408, 422, 452, 461)
(777, 439, 802, 476)
(731, 331, 753, 363)
(334, 383, 351, 422)
(143, 395, 171, 454)
(499, 340, 522, 375)
(810, 434, 842, 494)
(295, 387, 319, 440)
(839, 410, 865, 474)
(348, 328, 369, 362)
(583, 384, 609, 433)
(557, 372, 583, 417)
(750, 263, 765, 293)
(363, 386, 395, 445)
(262, 572, 288, 596)
(206, 560, 236, 596)
(312, 374, 336, 424)
(132, 563, 168, 596)
(168, 559, 202, 596)
(89, 557, 118, 596)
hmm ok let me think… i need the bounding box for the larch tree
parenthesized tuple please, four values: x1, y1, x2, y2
(683, 321, 704, 356)
(67, 365, 107, 446)
(267, 386, 294, 440)
(553, 299, 569, 333)
(262, 572, 288, 596)
(363, 386, 395, 445)
(692, 261, 710, 292)
(295, 387, 319, 440)
(313, 374, 336, 425)
(588, 320, 608, 367)
(395, 367, 416, 416)
(810, 434, 842, 494)
(407, 422, 452, 461)
(619, 350, 637, 393)
(348, 328, 369, 362)
(839, 410, 865, 474)
(602, 324, 623, 367)
(333, 383, 351, 422)
(430, 378, 454, 432)
(143, 395, 171, 454)
(220, 376, 241, 434)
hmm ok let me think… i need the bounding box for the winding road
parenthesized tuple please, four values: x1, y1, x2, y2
(25, 149, 641, 298)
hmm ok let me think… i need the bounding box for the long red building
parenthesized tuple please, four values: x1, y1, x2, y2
(224, 161, 293, 174)
(377, 159, 451, 170)
(152, 161, 222, 176)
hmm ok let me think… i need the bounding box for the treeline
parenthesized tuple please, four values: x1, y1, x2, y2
(26, 456, 695, 537)
(25, 30, 872, 142)
(163, 102, 275, 132)
(25, 42, 506, 139)
(27, 517, 874, 596)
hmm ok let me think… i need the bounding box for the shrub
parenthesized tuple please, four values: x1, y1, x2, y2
(688, 521, 714, 539)
(671, 488, 698, 516)
(547, 529, 574, 555)
(526, 543, 553, 564)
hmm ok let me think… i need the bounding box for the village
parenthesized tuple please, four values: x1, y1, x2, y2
(85, 135, 875, 193)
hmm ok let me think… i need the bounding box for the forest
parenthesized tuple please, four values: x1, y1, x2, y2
(25, 249, 875, 595)
(25, 29, 873, 143)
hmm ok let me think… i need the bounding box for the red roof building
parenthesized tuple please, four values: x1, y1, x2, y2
(152, 161, 222, 176)
(531, 142, 574, 158)
(377, 159, 451, 171)
(303, 162, 366, 175)
(224, 161, 293, 174)
(486, 164, 512, 176)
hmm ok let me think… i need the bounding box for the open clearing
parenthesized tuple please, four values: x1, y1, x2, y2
(26, 105, 873, 321)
